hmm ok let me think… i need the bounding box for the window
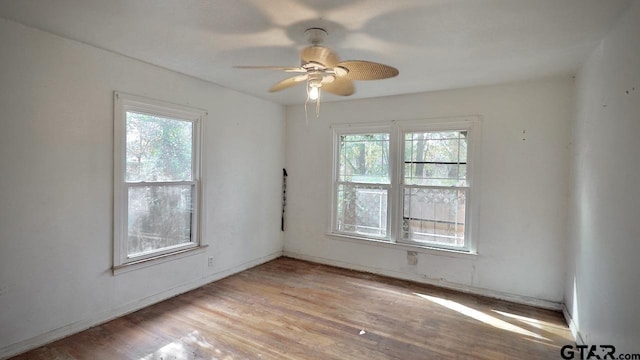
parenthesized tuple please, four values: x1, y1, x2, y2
(331, 118, 479, 253)
(402, 130, 468, 250)
(334, 131, 391, 238)
(114, 92, 206, 270)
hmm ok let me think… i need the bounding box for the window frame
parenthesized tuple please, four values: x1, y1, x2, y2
(397, 120, 477, 253)
(113, 92, 207, 272)
(330, 117, 480, 254)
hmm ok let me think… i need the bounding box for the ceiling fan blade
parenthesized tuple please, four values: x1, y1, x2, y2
(234, 65, 307, 73)
(337, 60, 399, 80)
(300, 46, 339, 67)
(322, 77, 355, 96)
(269, 75, 308, 92)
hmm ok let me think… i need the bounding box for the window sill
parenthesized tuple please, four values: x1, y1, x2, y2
(112, 245, 208, 275)
(326, 232, 477, 259)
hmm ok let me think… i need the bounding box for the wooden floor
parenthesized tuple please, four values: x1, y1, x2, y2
(12, 257, 573, 359)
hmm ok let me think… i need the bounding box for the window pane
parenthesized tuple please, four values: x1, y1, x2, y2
(336, 184, 388, 237)
(127, 185, 194, 257)
(126, 111, 193, 182)
(402, 187, 466, 247)
(339, 133, 390, 184)
(404, 130, 467, 186)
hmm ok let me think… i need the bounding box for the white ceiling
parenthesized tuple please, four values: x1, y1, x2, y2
(0, 0, 633, 105)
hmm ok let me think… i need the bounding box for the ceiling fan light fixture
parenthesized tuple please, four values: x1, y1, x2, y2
(308, 85, 320, 100)
(307, 75, 322, 100)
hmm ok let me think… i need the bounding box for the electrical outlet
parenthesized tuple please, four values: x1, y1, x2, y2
(207, 256, 214, 267)
(407, 251, 418, 266)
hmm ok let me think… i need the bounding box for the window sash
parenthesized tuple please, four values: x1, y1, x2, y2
(403, 129, 468, 187)
(125, 111, 195, 183)
(334, 182, 391, 239)
(124, 182, 198, 261)
(337, 133, 391, 184)
(398, 184, 470, 251)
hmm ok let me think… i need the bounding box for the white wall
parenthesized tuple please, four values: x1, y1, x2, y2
(284, 77, 573, 307)
(566, 0, 640, 352)
(0, 18, 284, 357)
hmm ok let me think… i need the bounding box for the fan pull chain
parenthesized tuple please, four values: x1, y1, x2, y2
(304, 93, 310, 125)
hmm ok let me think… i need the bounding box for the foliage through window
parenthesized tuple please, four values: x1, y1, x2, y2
(331, 119, 478, 253)
(114, 92, 205, 268)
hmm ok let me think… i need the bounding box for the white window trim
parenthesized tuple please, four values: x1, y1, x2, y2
(329, 117, 481, 254)
(113, 92, 207, 274)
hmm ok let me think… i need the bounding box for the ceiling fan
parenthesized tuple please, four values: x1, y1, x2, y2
(235, 28, 399, 105)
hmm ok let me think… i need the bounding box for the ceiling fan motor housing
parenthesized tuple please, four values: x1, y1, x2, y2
(305, 27, 328, 45)
(308, 73, 323, 87)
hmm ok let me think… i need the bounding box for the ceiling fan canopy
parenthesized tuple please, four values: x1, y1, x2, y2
(235, 27, 399, 98)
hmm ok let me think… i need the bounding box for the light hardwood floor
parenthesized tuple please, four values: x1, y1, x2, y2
(12, 257, 573, 359)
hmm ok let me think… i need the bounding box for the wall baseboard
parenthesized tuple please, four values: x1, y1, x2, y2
(561, 304, 583, 345)
(0, 250, 283, 359)
(284, 251, 563, 311)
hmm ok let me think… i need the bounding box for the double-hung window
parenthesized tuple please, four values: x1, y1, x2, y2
(401, 129, 469, 250)
(331, 118, 479, 253)
(333, 129, 392, 239)
(113, 92, 206, 271)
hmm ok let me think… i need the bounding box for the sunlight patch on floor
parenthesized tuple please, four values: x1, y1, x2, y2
(140, 341, 187, 360)
(414, 293, 550, 341)
(523, 336, 564, 349)
(140, 330, 231, 360)
(492, 310, 573, 341)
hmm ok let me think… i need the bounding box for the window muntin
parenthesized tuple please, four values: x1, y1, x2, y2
(114, 92, 204, 268)
(334, 132, 391, 239)
(331, 120, 477, 253)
